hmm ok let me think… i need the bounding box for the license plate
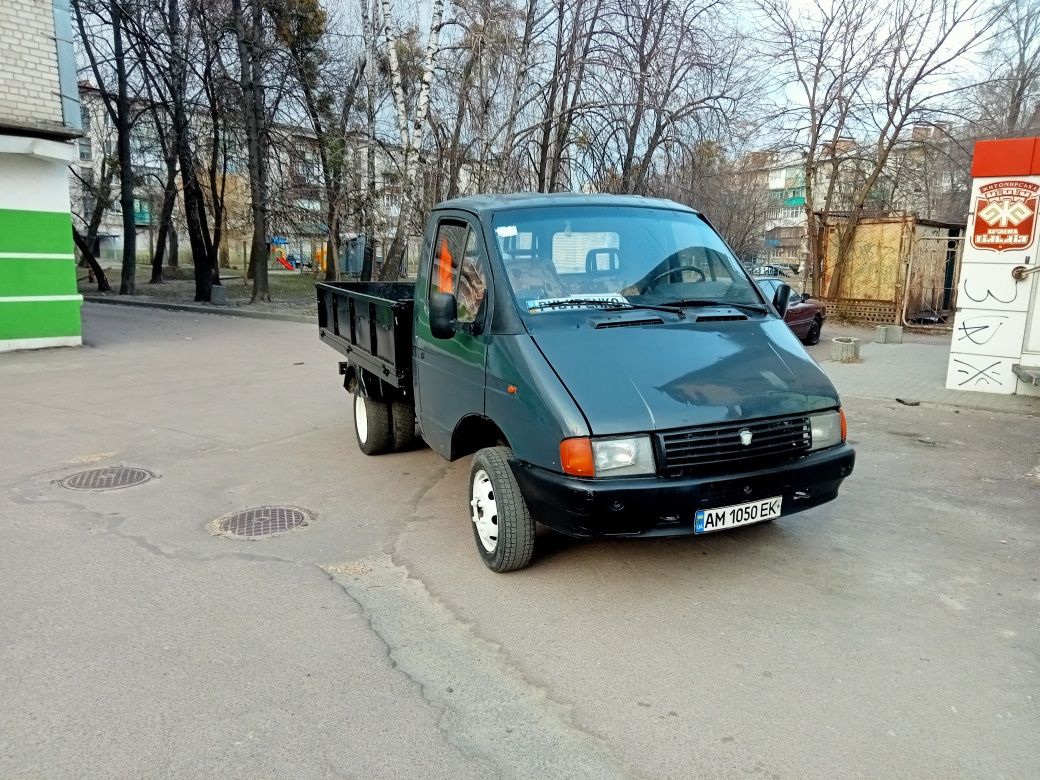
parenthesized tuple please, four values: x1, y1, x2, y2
(695, 496, 782, 534)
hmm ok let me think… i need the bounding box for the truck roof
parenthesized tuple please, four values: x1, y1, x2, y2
(434, 192, 700, 216)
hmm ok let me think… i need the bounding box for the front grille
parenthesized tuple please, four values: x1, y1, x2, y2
(657, 414, 811, 473)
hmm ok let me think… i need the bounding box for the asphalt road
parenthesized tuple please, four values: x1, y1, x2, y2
(1, 304, 1037, 778)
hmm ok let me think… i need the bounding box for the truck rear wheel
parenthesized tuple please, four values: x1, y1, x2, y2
(354, 391, 393, 455)
(391, 401, 416, 451)
(469, 447, 535, 572)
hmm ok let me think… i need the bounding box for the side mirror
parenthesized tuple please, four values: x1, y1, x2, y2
(772, 283, 793, 317)
(429, 292, 457, 339)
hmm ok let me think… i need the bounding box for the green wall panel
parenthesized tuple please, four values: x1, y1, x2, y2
(0, 257, 78, 296)
(0, 209, 75, 255)
(0, 299, 82, 340)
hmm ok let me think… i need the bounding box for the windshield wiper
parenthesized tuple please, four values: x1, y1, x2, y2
(666, 299, 769, 314)
(528, 299, 686, 318)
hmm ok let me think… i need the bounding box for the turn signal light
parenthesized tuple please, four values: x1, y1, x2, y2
(839, 408, 847, 442)
(560, 437, 595, 477)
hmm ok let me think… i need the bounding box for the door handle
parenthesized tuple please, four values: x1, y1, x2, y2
(1011, 264, 1040, 281)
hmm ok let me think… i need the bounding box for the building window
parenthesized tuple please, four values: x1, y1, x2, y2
(79, 139, 92, 161)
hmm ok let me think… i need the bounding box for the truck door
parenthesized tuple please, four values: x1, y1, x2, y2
(414, 216, 491, 457)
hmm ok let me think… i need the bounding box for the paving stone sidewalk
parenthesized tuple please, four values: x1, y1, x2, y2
(814, 332, 1040, 415)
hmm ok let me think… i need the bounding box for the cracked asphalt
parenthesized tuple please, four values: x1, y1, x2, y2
(1, 303, 1038, 778)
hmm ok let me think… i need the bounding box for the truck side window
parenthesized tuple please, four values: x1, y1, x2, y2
(430, 221, 467, 295)
(456, 229, 488, 324)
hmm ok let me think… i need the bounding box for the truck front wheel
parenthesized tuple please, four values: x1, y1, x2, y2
(469, 447, 536, 572)
(354, 391, 393, 455)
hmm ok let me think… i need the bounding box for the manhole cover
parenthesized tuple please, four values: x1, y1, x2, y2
(216, 506, 312, 539)
(60, 466, 153, 491)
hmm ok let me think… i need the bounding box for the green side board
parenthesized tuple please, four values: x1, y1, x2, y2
(0, 299, 82, 340)
(0, 209, 75, 255)
(0, 257, 78, 297)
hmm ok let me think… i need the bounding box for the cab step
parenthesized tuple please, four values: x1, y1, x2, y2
(1011, 364, 1040, 386)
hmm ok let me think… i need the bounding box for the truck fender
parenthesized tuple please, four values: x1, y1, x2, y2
(339, 362, 359, 394)
(340, 362, 383, 400)
(450, 415, 509, 460)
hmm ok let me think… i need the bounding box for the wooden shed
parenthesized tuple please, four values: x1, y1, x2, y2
(819, 215, 964, 325)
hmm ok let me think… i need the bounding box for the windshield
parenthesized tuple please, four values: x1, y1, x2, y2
(491, 205, 762, 314)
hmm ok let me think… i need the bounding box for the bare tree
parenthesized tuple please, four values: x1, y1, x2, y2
(826, 0, 997, 296)
(758, 0, 886, 296)
(648, 142, 772, 261)
(271, 0, 366, 282)
(967, 0, 1040, 136)
(70, 160, 116, 293)
(588, 0, 744, 194)
(231, 0, 273, 301)
(376, 0, 447, 279)
(72, 0, 139, 294)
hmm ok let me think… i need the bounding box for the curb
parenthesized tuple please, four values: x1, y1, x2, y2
(82, 294, 315, 324)
(839, 391, 1040, 418)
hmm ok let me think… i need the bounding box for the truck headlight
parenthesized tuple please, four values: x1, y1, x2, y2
(809, 409, 845, 451)
(591, 436, 655, 476)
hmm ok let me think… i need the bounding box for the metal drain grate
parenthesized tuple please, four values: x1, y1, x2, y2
(217, 506, 312, 539)
(60, 466, 153, 491)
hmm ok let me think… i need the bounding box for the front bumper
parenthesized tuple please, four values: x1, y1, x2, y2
(512, 444, 855, 538)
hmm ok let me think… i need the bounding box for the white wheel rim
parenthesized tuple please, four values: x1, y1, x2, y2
(355, 394, 368, 444)
(471, 469, 498, 553)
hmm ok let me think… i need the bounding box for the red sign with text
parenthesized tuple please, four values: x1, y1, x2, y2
(971, 180, 1039, 252)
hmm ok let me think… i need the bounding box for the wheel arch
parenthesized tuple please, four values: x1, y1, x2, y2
(451, 415, 510, 461)
(341, 362, 359, 393)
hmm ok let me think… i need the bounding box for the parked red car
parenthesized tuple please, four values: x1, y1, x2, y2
(754, 276, 826, 345)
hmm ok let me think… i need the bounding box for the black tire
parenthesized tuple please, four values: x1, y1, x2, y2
(803, 316, 822, 346)
(469, 447, 536, 572)
(353, 391, 393, 455)
(391, 401, 416, 451)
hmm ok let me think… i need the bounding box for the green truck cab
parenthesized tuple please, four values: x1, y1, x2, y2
(317, 194, 855, 571)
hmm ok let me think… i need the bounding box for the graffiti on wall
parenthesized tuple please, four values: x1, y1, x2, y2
(950, 357, 1007, 389)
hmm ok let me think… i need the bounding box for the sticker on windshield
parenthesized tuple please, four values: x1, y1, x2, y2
(495, 225, 518, 238)
(526, 294, 628, 312)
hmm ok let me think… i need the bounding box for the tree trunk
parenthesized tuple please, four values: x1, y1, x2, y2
(167, 0, 212, 301)
(498, 0, 537, 190)
(73, 228, 112, 292)
(168, 225, 179, 267)
(112, 0, 136, 295)
(446, 55, 476, 200)
(378, 213, 409, 280)
(149, 165, 178, 283)
(232, 0, 270, 302)
(377, 0, 446, 281)
(535, 1, 566, 191)
(361, 0, 377, 281)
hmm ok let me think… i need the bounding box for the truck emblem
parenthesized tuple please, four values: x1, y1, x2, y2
(739, 429, 753, 446)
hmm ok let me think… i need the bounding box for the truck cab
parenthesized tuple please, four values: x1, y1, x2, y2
(317, 194, 854, 571)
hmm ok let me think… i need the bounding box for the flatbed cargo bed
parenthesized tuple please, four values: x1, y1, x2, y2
(316, 281, 416, 389)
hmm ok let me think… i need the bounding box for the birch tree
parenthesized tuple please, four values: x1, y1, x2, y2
(377, 0, 448, 279)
